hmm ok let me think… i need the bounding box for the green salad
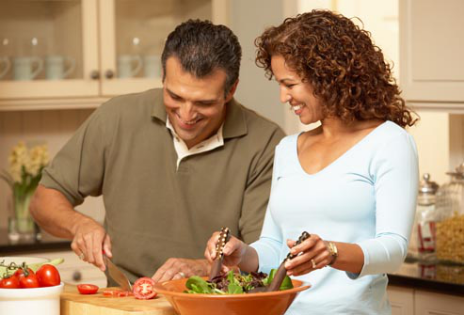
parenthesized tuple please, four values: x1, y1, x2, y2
(185, 269, 293, 295)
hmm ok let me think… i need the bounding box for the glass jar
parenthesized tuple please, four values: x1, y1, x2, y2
(413, 173, 439, 263)
(435, 162, 464, 265)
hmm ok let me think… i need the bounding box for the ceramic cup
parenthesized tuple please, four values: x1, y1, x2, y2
(13, 56, 44, 81)
(0, 56, 11, 79)
(45, 55, 76, 80)
(117, 54, 142, 78)
(143, 55, 162, 78)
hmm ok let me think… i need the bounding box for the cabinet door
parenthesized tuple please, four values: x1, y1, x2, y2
(399, 0, 464, 103)
(388, 286, 415, 315)
(415, 290, 464, 314)
(99, 0, 229, 96)
(0, 0, 99, 100)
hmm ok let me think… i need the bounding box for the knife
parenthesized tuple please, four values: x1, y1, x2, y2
(103, 255, 132, 291)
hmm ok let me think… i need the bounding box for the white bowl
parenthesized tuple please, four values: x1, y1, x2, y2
(0, 282, 64, 315)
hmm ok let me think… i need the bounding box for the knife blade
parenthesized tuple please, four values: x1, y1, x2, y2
(104, 255, 132, 291)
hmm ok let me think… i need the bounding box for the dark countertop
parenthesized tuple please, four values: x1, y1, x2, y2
(388, 258, 464, 296)
(0, 228, 71, 255)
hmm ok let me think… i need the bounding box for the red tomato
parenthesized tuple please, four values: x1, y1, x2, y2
(36, 264, 61, 287)
(15, 268, 39, 288)
(0, 275, 20, 288)
(133, 277, 157, 300)
(117, 290, 132, 297)
(77, 284, 99, 295)
(103, 290, 119, 297)
(14, 267, 34, 278)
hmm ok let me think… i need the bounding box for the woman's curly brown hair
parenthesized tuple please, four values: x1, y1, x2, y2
(255, 10, 417, 128)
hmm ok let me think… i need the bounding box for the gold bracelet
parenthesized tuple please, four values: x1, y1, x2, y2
(327, 242, 338, 266)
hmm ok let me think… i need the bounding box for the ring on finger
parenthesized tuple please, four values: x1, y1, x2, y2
(178, 272, 186, 278)
(311, 259, 316, 269)
(78, 253, 85, 260)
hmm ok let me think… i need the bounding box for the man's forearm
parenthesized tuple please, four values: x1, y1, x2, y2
(30, 185, 91, 239)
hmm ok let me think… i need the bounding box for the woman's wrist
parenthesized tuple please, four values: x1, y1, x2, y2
(326, 241, 338, 266)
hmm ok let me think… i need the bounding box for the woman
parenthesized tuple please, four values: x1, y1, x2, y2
(205, 10, 419, 314)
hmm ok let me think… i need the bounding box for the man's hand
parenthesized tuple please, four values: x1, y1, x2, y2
(70, 217, 112, 271)
(151, 258, 209, 283)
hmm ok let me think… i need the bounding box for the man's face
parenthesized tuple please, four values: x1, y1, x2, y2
(163, 57, 237, 149)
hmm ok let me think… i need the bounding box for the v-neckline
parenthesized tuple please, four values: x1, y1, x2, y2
(294, 121, 389, 177)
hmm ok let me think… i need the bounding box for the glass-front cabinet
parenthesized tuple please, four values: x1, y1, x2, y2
(0, 0, 228, 110)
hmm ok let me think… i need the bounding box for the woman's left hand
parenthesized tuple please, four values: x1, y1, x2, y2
(284, 234, 334, 276)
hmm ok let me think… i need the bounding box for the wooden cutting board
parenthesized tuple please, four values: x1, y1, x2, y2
(60, 285, 176, 315)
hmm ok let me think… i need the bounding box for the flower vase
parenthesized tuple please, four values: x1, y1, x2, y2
(13, 190, 36, 239)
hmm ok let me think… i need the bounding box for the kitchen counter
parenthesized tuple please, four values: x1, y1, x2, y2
(388, 258, 464, 296)
(2, 229, 462, 297)
(0, 228, 71, 255)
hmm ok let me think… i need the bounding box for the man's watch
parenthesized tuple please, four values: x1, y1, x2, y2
(327, 242, 338, 266)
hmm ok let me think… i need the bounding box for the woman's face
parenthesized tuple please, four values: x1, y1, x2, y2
(270, 55, 323, 125)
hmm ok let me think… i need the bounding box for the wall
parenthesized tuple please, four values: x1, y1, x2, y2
(228, 0, 286, 130)
(0, 110, 105, 230)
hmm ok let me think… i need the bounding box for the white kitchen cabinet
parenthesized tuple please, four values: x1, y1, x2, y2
(399, 0, 464, 107)
(388, 285, 415, 315)
(388, 285, 464, 315)
(415, 290, 464, 315)
(0, 0, 229, 110)
(33, 250, 107, 288)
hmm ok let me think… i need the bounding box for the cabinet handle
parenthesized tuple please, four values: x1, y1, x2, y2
(72, 271, 82, 282)
(105, 70, 114, 79)
(90, 70, 100, 80)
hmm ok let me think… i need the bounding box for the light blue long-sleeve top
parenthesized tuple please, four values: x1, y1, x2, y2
(251, 121, 419, 314)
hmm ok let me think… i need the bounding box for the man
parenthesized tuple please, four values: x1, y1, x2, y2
(30, 20, 285, 285)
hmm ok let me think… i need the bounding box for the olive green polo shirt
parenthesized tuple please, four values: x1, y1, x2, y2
(40, 88, 285, 283)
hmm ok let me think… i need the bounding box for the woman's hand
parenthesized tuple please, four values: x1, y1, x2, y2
(284, 233, 334, 276)
(204, 232, 247, 268)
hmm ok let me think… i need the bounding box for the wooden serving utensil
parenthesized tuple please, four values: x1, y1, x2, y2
(249, 231, 311, 293)
(208, 227, 230, 281)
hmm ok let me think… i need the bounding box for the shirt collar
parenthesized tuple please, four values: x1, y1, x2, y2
(150, 88, 247, 139)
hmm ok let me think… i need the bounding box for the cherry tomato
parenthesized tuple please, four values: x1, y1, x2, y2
(14, 267, 34, 278)
(0, 275, 20, 288)
(133, 277, 157, 300)
(36, 264, 61, 287)
(77, 284, 99, 295)
(15, 268, 39, 288)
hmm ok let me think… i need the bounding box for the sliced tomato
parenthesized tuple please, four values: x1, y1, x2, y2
(133, 277, 157, 300)
(103, 290, 119, 297)
(0, 275, 20, 288)
(117, 290, 132, 297)
(77, 284, 99, 295)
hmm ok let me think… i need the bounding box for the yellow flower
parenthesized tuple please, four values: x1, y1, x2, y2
(5, 142, 50, 185)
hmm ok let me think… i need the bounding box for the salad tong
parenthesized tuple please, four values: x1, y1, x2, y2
(250, 231, 311, 293)
(209, 227, 230, 281)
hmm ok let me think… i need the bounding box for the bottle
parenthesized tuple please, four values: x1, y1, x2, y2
(415, 173, 439, 263)
(435, 162, 464, 264)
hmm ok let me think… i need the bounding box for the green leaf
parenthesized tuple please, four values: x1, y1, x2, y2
(262, 269, 276, 286)
(227, 282, 244, 294)
(185, 276, 213, 294)
(280, 275, 294, 290)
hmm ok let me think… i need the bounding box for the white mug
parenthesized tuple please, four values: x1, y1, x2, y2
(13, 56, 44, 81)
(143, 55, 162, 78)
(45, 55, 76, 80)
(0, 56, 11, 79)
(117, 54, 142, 78)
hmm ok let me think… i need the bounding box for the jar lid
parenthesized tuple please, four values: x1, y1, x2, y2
(419, 173, 439, 194)
(446, 162, 464, 180)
